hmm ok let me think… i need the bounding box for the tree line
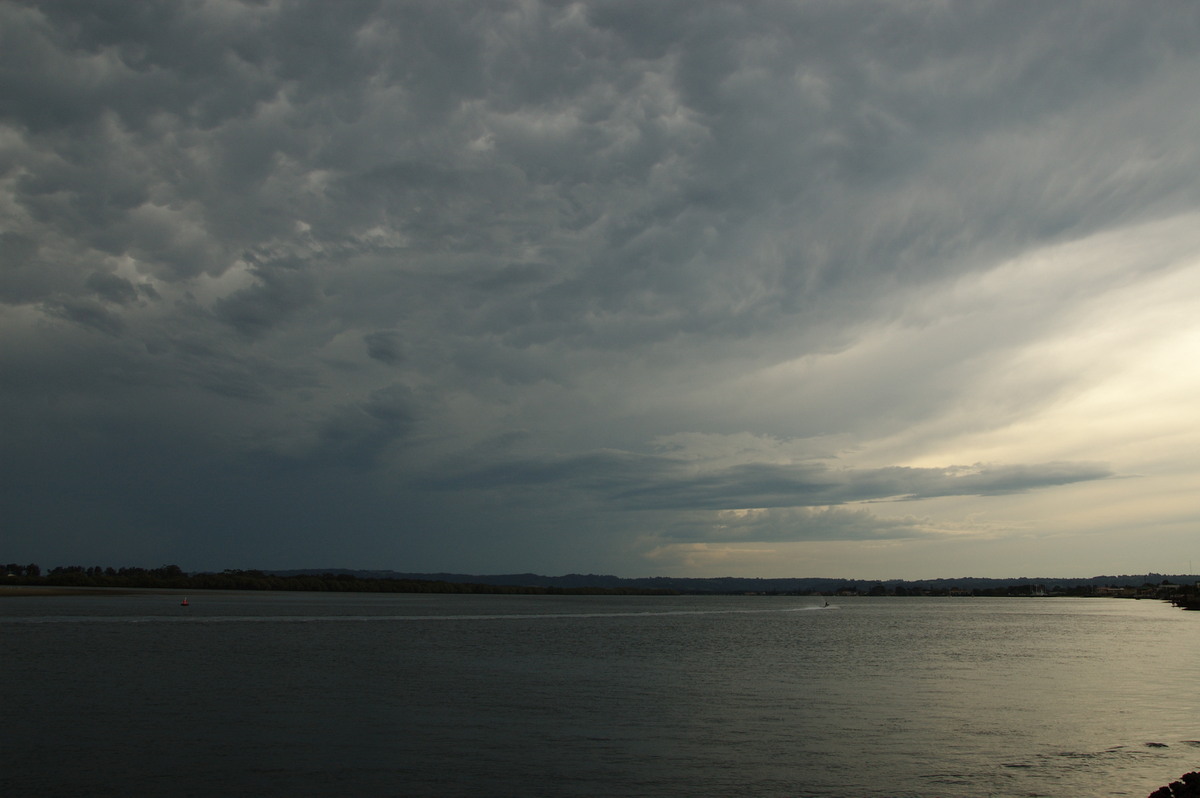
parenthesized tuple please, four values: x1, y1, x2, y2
(2, 563, 677, 595)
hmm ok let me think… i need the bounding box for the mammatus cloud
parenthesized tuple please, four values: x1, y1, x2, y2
(2, 1, 1198, 577)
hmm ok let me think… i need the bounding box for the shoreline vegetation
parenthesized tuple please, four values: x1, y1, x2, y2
(0, 565, 679, 596)
(2, 563, 1199, 605)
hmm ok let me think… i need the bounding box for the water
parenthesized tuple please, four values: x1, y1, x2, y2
(2, 592, 1198, 797)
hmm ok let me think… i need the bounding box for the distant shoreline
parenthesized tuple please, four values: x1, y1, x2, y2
(0, 585, 180, 597)
(3, 569, 1198, 603)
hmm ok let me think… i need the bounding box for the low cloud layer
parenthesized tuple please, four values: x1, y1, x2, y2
(430, 453, 1112, 511)
(4, 1, 1199, 577)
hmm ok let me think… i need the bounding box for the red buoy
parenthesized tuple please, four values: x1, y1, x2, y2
(180, 597, 189, 606)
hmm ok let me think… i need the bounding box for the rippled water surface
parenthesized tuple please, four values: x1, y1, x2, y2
(3, 592, 1198, 797)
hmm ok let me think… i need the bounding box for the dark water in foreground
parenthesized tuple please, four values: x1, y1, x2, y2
(2, 592, 1198, 797)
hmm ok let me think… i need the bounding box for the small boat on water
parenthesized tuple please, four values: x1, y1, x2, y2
(180, 597, 189, 606)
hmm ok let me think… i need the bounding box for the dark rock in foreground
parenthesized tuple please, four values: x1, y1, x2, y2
(1149, 771, 1200, 798)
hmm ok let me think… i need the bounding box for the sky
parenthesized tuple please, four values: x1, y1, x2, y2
(4, 0, 1200, 579)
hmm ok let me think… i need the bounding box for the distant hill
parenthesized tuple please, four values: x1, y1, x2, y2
(267, 569, 1198, 594)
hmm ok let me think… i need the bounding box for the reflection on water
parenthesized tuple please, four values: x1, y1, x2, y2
(2, 594, 1198, 797)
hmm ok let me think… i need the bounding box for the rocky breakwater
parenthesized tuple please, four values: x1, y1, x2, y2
(1149, 771, 1200, 798)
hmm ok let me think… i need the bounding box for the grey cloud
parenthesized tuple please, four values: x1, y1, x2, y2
(426, 450, 673, 495)
(185, 358, 277, 402)
(13, 0, 1192, 333)
(246, 379, 424, 472)
(3, 1, 285, 133)
(0, 231, 38, 265)
(614, 461, 1115, 510)
(659, 506, 936, 543)
(85, 271, 138, 304)
(3, 0, 1195, 574)
(214, 261, 318, 337)
(42, 296, 125, 336)
(364, 330, 404, 365)
(306, 383, 419, 470)
(0, 232, 71, 303)
(429, 453, 1113, 511)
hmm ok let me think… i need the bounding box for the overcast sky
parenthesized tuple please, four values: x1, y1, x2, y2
(4, 0, 1200, 579)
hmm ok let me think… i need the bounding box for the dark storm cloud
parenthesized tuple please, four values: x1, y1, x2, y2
(3, 0, 1198, 574)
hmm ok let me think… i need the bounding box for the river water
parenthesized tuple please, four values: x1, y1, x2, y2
(2, 592, 1198, 797)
